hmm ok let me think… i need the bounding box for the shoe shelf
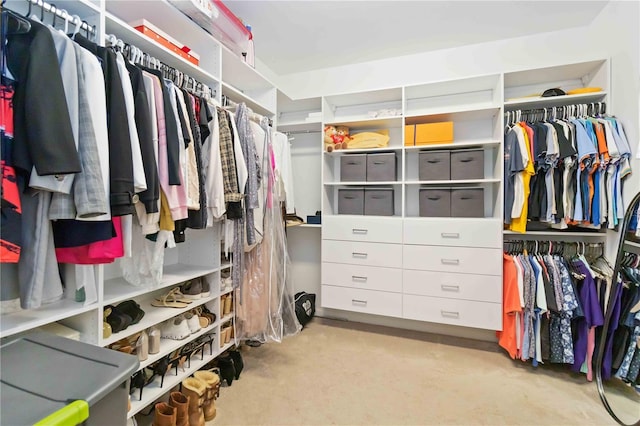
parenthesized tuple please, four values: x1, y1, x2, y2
(128, 343, 224, 418)
(103, 264, 218, 306)
(0, 299, 98, 339)
(220, 262, 232, 270)
(219, 287, 234, 297)
(218, 312, 235, 325)
(219, 339, 236, 354)
(101, 294, 216, 347)
(137, 322, 217, 372)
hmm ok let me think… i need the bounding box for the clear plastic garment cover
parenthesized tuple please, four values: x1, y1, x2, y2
(595, 191, 640, 426)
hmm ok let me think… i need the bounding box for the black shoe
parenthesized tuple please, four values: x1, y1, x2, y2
(217, 356, 236, 386)
(228, 350, 244, 379)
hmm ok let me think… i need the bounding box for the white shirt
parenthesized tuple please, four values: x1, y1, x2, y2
(204, 106, 225, 225)
(272, 131, 296, 214)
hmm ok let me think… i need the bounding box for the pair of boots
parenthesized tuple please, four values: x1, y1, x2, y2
(153, 369, 219, 426)
(153, 392, 189, 426)
(182, 370, 221, 426)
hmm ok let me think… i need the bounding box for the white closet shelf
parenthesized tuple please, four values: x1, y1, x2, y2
(221, 82, 275, 117)
(503, 230, 607, 237)
(220, 287, 234, 297)
(137, 322, 217, 372)
(104, 12, 221, 88)
(277, 120, 323, 133)
(504, 91, 607, 110)
(221, 45, 275, 93)
(405, 106, 501, 123)
(0, 299, 97, 339)
(324, 181, 401, 186)
(219, 312, 235, 324)
(326, 116, 403, 130)
(128, 339, 236, 418)
(220, 262, 232, 270)
(101, 294, 217, 347)
(406, 178, 501, 185)
(324, 146, 403, 155)
(404, 139, 501, 151)
(290, 223, 322, 229)
(103, 264, 218, 306)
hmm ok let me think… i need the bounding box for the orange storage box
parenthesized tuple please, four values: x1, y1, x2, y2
(130, 19, 200, 66)
(404, 125, 415, 146)
(415, 122, 454, 145)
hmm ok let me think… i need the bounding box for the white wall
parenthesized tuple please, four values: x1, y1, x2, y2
(281, 0, 639, 341)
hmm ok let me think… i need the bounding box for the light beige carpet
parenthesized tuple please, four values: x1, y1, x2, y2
(211, 319, 617, 425)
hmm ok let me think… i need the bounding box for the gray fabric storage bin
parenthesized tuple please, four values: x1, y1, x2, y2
(419, 188, 451, 217)
(451, 188, 485, 217)
(340, 154, 367, 182)
(338, 188, 365, 215)
(450, 149, 484, 180)
(418, 150, 450, 181)
(364, 188, 395, 216)
(366, 152, 397, 182)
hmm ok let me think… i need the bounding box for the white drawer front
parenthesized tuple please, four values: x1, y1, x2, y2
(403, 218, 502, 248)
(323, 215, 403, 244)
(403, 245, 501, 275)
(323, 240, 402, 268)
(403, 270, 501, 303)
(403, 294, 502, 330)
(322, 262, 402, 293)
(322, 285, 402, 317)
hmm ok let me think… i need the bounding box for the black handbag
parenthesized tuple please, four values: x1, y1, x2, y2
(294, 292, 316, 328)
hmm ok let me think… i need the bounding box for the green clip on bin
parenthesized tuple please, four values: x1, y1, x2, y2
(1, 332, 139, 426)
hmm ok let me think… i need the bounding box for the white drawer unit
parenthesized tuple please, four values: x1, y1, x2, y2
(323, 216, 403, 244)
(403, 294, 502, 330)
(322, 262, 402, 293)
(403, 218, 502, 248)
(323, 240, 403, 268)
(403, 245, 501, 275)
(322, 285, 402, 318)
(403, 270, 501, 303)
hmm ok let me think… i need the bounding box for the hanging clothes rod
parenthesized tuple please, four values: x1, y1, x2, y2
(25, 0, 96, 38)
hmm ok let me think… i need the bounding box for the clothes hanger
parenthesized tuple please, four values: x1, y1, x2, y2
(3, 5, 32, 34)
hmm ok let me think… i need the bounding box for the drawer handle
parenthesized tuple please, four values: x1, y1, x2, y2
(427, 196, 441, 201)
(352, 228, 368, 234)
(371, 196, 386, 199)
(441, 232, 460, 239)
(460, 158, 474, 163)
(373, 161, 386, 165)
(427, 159, 441, 164)
(441, 310, 460, 319)
(346, 161, 360, 165)
(344, 196, 357, 200)
(352, 252, 368, 258)
(441, 258, 460, 265)
(460, 196, 474, 200)
(441, 284, 460, 292)
(352, 276, 368, 282)
(352, 299, 368, 307)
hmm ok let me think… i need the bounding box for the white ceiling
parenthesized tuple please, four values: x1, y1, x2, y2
(224, 1, 609, 76)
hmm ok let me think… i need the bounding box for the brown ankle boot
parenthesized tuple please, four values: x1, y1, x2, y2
(193, 370, 221, 421)
(182, 377, 207, 426)
(153, 402, 177, 426)
(169, 392, 189, 426)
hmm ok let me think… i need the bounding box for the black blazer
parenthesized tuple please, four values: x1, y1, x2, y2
(6, 19, 80, 176)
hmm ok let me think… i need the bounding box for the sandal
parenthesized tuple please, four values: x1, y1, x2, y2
(151, 288, 190, 309)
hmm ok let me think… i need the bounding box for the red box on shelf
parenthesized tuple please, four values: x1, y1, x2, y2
(130, 19, 200, 66)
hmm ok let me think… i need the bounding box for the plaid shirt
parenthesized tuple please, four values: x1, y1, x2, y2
(217, 108, 242, 203)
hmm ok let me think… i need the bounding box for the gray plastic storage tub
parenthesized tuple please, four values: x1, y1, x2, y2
(340, 154, 367, 182)
(450, 149, 484, 180)
(364, 188, 395, 216)
(451, 188, 485, 217)
(338, 188, 365, 215)
(418, 151, 450, 181)
(1, 332, 139, 426)
(419, 188, 451, 217)
(366, 153, 397, 182)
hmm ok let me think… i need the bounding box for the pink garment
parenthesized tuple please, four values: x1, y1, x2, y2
(55, 216, 124, 264)
(148, 75, 186, 221)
